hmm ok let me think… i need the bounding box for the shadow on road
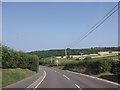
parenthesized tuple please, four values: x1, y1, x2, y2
(98, 75, 119, 84)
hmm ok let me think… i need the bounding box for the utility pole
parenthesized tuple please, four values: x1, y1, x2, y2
(65, 48, 67, 59)
(80, 53, 83, 60)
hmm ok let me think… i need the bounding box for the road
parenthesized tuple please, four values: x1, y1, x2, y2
(3, 66, 119, 90)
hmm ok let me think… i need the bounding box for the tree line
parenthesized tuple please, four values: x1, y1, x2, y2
(2, 46, 39, 72)
(29, 47, 119, 58)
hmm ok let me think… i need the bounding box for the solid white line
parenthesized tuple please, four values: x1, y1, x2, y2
(34, 70, 46, 90)
(26, 69, 46, 89)
(63, 74, 70, 80)
(75, 84, 82, 90)
(66, 70, 119, 86)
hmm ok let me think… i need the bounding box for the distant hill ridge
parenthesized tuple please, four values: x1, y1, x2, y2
(29, 47, 119, 58)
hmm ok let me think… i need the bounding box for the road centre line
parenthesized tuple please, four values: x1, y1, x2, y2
(63, 74, 70, 80)
(75, 84, 83, 90)
(54, 70, 61, 74)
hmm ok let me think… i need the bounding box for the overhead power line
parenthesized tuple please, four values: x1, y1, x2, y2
(68, 2, 120, 48)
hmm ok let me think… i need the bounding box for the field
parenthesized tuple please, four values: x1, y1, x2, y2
(40, 54, 119, 69)
(2, 68, 36, 87)
(91, 53, 118, 59)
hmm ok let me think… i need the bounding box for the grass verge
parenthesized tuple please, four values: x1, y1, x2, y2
(2, 68, 36, 87)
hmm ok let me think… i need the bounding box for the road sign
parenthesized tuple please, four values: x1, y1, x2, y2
(56, 60, 58, 66)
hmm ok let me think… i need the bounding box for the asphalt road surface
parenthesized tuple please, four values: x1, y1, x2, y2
(3, 66, 120, 90)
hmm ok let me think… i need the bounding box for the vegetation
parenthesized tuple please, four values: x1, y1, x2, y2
(0, 43, 1, 68)
(1, 45, 39, 87)
(29, 46, 119, 79)
(63, 59, 114, 74)
(2, 68, 36, 87)
(110, 61, 120, 75)
(39, 56, 119, 76)
(0, 69, 2, 88)
(2, 46, 39, 72)
(29, 47, 118, 58)
(39, 57, 77, 67)
(2, 45, 119, 85)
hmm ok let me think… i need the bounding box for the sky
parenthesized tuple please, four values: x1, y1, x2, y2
(1, 0, 120, 2)
(2, 2, 118, 52)
(0, 2, 2, 42)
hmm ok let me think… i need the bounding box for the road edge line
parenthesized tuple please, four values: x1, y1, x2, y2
(26, 68, 46, 89)
(34, 69, 46, 89)
(66, 70, 119, 86)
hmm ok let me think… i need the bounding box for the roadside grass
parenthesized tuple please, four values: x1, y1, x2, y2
(2, 68, 36, 87)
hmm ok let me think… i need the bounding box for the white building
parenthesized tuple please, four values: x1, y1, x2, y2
(112, 51, 120, 54)
(98, 51, 109, 56)
(55, 56, 62, 59)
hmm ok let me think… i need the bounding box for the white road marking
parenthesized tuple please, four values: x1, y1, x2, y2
(66, 70, 119, 86)
(54, 70, 61, 74)
(75, 84, 82, 90)
(57, 71, 60, 74)
(63, 74, 70, 80)
(55, 71, 57, 72)
(34, 70, 46, 90)
(26, 69, 46, 89)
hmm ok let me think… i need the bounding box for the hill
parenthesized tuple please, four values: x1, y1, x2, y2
(29, 47, 118, 59)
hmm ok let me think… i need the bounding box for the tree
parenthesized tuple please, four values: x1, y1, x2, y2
(2, 45, 39, 72)
(27, 55, 39, 72)
(84, 56, 91, 61)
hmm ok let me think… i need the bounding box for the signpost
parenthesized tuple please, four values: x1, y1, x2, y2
(56, 60, 58, 66)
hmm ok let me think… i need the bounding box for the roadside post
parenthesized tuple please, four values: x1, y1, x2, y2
(56, 60, 58, 66)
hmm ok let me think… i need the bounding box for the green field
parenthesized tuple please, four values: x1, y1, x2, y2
(2, 68, 36, 87)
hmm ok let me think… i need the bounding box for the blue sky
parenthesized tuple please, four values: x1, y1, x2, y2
(2, 2, 118, 52)
(0, 2, 2, 42)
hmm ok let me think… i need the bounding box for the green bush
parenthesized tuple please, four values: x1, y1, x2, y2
(2, 46, 39, 72)
(110, 61, 120, 75)
(2, 46, 18, 68)
(17, 52, 28, 69)
(63, 59, 114, 75)
(83, 56, 91, 61)
(27, 55, 39, 72)
(88, 59, 112, 74)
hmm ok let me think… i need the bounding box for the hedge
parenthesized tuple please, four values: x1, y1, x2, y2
(63, 59, 118, 75)
(2, 46, 39, 72)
